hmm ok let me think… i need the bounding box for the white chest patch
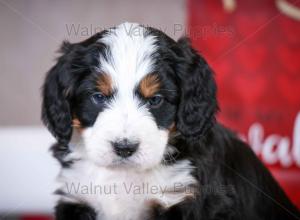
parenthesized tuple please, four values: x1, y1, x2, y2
(57, 160, 197, 220)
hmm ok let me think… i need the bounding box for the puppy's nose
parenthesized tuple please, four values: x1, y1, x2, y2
(112, 139, 139, 158)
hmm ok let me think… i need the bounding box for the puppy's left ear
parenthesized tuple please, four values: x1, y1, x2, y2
(175, 37, 218, 142)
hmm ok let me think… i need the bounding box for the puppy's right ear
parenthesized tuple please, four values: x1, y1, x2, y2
(42, 33, 105, 146)
(41, 41, 74, 146)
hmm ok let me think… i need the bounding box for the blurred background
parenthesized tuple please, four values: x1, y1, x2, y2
(0, 0, 299, 219)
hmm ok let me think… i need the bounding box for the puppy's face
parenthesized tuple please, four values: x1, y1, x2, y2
(42, 23, 217, 170)
(76, 24, 177, 169)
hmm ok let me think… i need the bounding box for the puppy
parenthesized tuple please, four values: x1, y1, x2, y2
(41, 23, 299, 220)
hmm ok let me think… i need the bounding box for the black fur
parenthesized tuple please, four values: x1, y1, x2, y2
(154, 125, 300, 220)
(175, 37, 218, 142)
(42, 32, 107, 146)
(55, 202, 97, 220)
(42, 25, 300, 220)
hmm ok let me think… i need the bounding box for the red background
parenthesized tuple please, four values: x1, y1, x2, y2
(188, 0, 300, 208)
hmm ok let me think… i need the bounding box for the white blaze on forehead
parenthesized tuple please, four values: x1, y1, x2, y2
(98, 22, 157, 93)
(83, 23, 165, 171)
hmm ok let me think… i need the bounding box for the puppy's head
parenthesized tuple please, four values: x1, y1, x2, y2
(42, 23, 217, 169)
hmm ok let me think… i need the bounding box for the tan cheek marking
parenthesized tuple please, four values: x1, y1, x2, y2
(139, 74, 161, 98)
(72, 118, 84, 133)
(168, 122, 176, 133)
(97, 73, 113, 96)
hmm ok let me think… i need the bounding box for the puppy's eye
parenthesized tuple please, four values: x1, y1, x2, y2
(148, 94, 164, 108)
(91, 92, 106, 105)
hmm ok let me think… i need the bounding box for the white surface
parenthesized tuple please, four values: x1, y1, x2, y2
(0, 127, 59, 214)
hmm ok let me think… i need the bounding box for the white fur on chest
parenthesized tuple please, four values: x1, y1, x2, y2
(57, 160, 196, 220)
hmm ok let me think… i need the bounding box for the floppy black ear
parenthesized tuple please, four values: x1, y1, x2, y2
(42, 33, 106, 146)
(41, 43, 74, 146)
(175, 37, 218, 142)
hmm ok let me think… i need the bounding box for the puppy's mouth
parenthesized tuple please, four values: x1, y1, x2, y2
(108, 157, 141, 169)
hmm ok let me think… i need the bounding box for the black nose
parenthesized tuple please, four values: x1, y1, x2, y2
(112, 139, 139, 158)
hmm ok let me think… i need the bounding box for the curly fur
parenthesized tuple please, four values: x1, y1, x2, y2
(41, 23, 299, 220)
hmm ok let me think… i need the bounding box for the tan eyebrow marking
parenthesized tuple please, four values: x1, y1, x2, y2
(139, 73, 161, 98)
(97, 73, 113, 96)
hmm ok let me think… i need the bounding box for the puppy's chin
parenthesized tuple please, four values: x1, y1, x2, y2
(106, 157, 152, 170)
